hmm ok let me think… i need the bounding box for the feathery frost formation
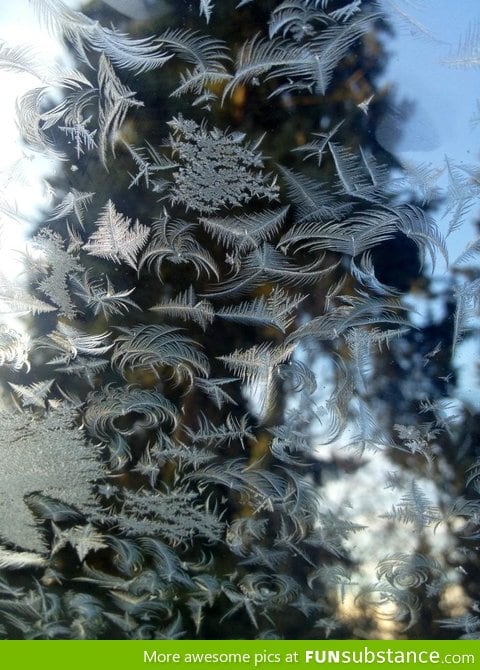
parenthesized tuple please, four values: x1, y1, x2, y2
(0, 0, 478, 639)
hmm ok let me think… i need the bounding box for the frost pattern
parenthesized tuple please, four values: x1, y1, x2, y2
(168, 116, 279, 213)
(0, 0, 477, 642)
(0, 404, 102, 551)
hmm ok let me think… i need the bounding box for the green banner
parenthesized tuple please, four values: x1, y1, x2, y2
(0, 640, 478, 670)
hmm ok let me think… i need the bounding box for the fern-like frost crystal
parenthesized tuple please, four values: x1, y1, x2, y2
(83, 200, 149, 270)
(0, 0, 474, 642)
(168, 116, 279, 213)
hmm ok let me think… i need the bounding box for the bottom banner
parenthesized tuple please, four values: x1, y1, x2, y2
(0, 640, 477, 670)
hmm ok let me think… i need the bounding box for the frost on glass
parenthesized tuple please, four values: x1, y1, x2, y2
(0, 0, 478, 639)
